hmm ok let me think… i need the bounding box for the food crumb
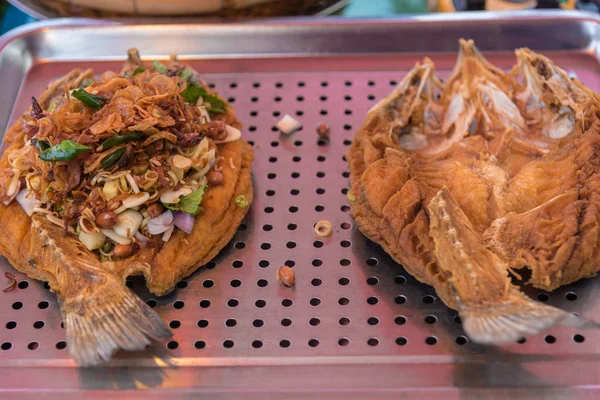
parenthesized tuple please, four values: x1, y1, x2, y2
(277, 266, 295, 287)
(317, 123, 330, 139)
(3, 272, 16, 292)
(315, 220, 333, 237)
(276, 114, 301, 135)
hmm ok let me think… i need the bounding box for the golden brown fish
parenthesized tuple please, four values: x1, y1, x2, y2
(347, 39, 599, 344)
(0, 50, 254, 365)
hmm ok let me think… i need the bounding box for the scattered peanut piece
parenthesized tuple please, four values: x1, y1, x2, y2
(315, 220, 333, 237)
(276, 114, 301, 135)
(317, 123, 330, 139)
(277, 266, 295, 288)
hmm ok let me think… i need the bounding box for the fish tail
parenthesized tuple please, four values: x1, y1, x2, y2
(461, 295, 597, 345)
(61, 275, 171, 366)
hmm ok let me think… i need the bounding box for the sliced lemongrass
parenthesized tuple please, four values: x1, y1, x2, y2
(115, 192, 150, 214)
(125, 172, 140, 194)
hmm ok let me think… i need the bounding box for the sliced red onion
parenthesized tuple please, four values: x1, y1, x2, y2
(147, 210, 174, 235)
(134, 231, 150, 247)
(15, 189, 39, 216)
(173, 211, 195, 234)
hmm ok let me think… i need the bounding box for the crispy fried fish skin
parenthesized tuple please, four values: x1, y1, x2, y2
(0, 67, 254, 365)
(347, 39, 600, 344)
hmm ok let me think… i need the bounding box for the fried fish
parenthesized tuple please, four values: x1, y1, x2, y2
(347, 40, 599, 344)
(0, 50, 254, 365)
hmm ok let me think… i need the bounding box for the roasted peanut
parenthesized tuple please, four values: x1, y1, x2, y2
(277, 266, 295, 288)
(95, 211, 117, 228)
(207, 170, 224, 185)
(113, 244, 134, 258)
(146, 202, 164, 218)
(317, 123, 330, 139)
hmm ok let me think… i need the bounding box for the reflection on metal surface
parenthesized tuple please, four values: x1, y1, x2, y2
(0, 12, 599, 397)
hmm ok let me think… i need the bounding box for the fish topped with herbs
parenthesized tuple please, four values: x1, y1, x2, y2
(0, 49, 254, 365)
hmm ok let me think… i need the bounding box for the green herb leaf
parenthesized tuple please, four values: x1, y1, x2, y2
(35, 140, 50, 151)
(180, 83, 206, 105)
(234, 194, 248, 208)
(131, 67, 146, 77)
(100, 148, 126, 169)
(38, 140, 91, 162)
(47, 99, 59, 113)
(72, 89, 108, 111)
(101, 131, 144, 151)
(204, 94, 227, 114)
(151, 60, 169, 74)
(178, 68, 194, 82)
(80, 78, 94, 88)
(162, 185, 207, 216)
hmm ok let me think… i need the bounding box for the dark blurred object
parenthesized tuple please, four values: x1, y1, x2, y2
(8, 0, 348, 20)
(435, 0, 580, 10)
(535, 0, 561, 8)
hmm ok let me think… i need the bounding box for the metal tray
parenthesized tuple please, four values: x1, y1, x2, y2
(1, 11, 600, 399)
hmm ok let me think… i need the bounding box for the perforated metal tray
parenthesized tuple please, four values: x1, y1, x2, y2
(1, 12, 600, 399)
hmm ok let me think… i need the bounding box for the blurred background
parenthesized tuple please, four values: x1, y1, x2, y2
(0, 0, 597, 35)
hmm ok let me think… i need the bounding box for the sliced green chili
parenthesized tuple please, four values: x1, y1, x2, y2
(100, 148, 126, 169)
(131, 67, 146, 76)
(151, 60, 169, 74)
(38, 140, 91, 162)
(178, 68, 194, 82)
(35, 140, 50, 151)
(101, 131, 144, 151)
(72, 89, 108, 111)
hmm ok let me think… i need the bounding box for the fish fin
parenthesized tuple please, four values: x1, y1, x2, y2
(461, 295, 598, 344)
(61, 275, 172, 366)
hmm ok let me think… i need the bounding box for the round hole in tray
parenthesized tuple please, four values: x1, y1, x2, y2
(250, 111, 258, 117)
(38, 301, 49, 309)
(195, 341, 206, 349)
(287, 223, 297, 231)
(197, 320, 209, 328)
(169, 320, 181, 329)
(316, 171, 326, 178)
(225, 319, 237, 327)
(537, 293, 549, 302)
(1, 342, 11, 351)
(341, 205, 351, 212)
(422, 295, 436, 304)
(340, 240, 351, 248)
(267, 173, 276, 180)
(343, 139, 352, 146)
(33, 321, 44, 329)
(367, 338, 379, 346)
(390, 80, 397, 86)
(255, 299, 266, 308)
(396, 337, 408, 346)
(252, 82, 260, 88)
(339, 297, 350, 306)
(282, 299, 293, 307)
(292, 156, 302, 162)
(252, 340, 263, 349)
(298, 81, 305, 87)
(5, 321, 16, 330)
(290, 189, 300, 195)
(274, 96, 282, 102)
(286, 241, 297, 249)
(368, 95, 375, 101)
(223, 340, 235, 348)
(309, 318, 321, 327)
(545, 335, 556, 344)
(517, 338, 527, 344)
(296, 110, 304, 116)
(312, 259, 323, 267)
(253, 319, 264, 328)
(425, 337, 438, 345)
(270, 141, 279, 147)
(203, 280, 214, 288)
(574, 334, 585, 343)
(262, 224, 273, 232)
(206, 261, 216, 269)
(340, 259, 351, 266)
(367, 296, 379, 305)
(320, 95, 328, 101)
(27, 342, 39, 351)
(251, 96, 259, 102)
(289, 206, 299, 213)
(310, 298, 321, 307)
(12, 302, 23, 310)
(315, 205, 325, 212)
(425, 316, 437, 324)
(338, 277, 350, 286)
(395, 316, 407, 325)
(56, 341, 67, 350)
(281, 318, 292, 327)
(199, 300, 211, 308)
(368, 317, 379, 326)
(232, 260, 243, 268)
(368, 80, 375, 86)
(261, 243, 271, 250)
(273, 111, 281, 117)
(146, 299, 157, 308)
(227, 97, 235, 103)
(454, 315, 462, 324)
(366, 258, 378, 267)
(227, 299, 239, 308)
(339, 317, 350, 326)
(311, 278, 322, 287)
(308, 339, 320, 347)
(177, 281, 188, 289)
(313, 241, 324, 248)
(230, 279, 241, 288)
(280, 340, 291, 348)
(234, 242, 246, 250)
(173, 300, 185, 309)
(265, 190, 275, 197)
(259, 260, 269, 268)
(321, 81, 329, 87)
(257, 279, 268, 288)
(268, 156, 277, 163)
(456, 336, 468, 345)
(394, 295, 407, 305)
(366, 277, 379, 286)
(566, 292, 578, 301)
(275, 82, 283, 88)
(167, 341, 178, 350)
(18, 281, 28, 289)
(285, 260, 296, 267)
(294, 140, 303, 147)
(320, 109, 328, 116)
(338, 338, 350, 347)
(296, 96, 304, 102)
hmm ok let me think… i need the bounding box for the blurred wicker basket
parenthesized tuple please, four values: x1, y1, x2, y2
(34, 0, 343, 18)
